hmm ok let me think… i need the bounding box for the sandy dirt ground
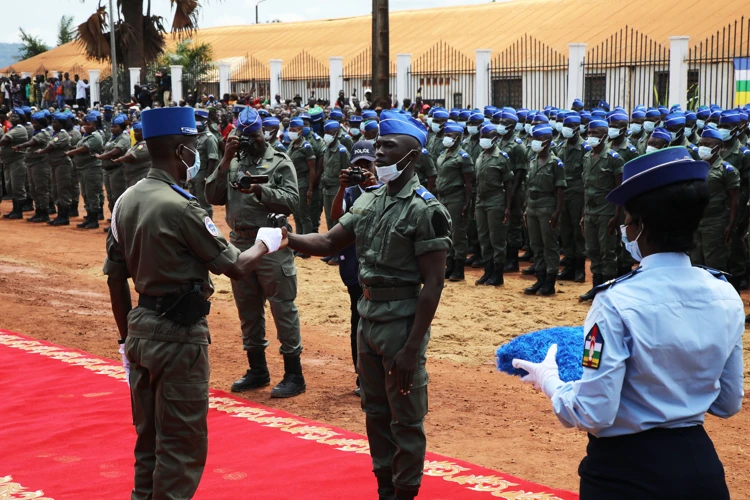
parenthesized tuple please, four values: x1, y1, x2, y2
(1, 203, 749, 497)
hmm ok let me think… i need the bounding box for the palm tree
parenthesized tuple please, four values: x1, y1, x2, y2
(57, 15, 76, 46)
(76, 0, 205, 72)
(16, 28, 50, 61)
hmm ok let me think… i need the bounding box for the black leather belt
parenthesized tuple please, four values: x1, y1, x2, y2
(529, 191, 554, 200)
(138, 292, 211, 325)
(362, 284, 422, 301)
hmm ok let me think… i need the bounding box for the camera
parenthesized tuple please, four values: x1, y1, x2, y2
(267, 213, 288, 228)
(237, 136, 254, 157)
(349, 167, 364, 186)
(236, 173, 269, 190)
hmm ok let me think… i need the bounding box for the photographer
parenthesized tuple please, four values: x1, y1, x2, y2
(330, 141, 380, 396)
(205, 107, 305, 399)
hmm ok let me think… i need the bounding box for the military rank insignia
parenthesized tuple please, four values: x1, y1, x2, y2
(582, 323, 604, 369)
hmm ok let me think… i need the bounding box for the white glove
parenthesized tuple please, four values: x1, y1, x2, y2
(119, 343, 131, 387)
(256, 227, 282, 253)
(512, 344, 563, 399)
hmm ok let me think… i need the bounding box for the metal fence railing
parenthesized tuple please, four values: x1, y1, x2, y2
(405, 41, 474, 110)
(229, 54, 269, 101)
(279, 50, 330, 104)
(342, 46, 373, 105)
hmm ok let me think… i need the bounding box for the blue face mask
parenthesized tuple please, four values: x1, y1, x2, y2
(620, 223, 643, 261)
(302, 126, 311, 136)
(182, 146, 201, 182)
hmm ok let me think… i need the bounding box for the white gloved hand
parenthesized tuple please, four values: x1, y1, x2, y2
(512, 344, 563, 399)
(256, 227, 283, 253)
(119, 343, 131, 387)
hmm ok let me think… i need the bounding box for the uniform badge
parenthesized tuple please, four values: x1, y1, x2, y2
(53, 137, 58, 142)
(582, 323, 604, 369)
(204, 217, 219, 237)
(137, 144, 143, 150)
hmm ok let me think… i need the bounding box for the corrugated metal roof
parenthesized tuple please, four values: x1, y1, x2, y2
(3, 0, 749, 77)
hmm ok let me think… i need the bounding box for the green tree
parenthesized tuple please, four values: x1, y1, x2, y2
(57, 15, 76, 46)
(16, 28, 49, 61)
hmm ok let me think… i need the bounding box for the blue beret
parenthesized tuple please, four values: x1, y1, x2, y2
(443, 121, 464, 134)
(298, 113, 311, 121)
(52, 112, 68, 121)
(608, 110, 629, 123)
(517, 108, 529, 120)
(563, 114, 581, 125)
(533, 113, 549, 123)
(658, 106, 669, 116)
(289, 118, 304, 128)
(349, 115, 363, 124)
(710, 105, 723, 112)
(572, 98, 584, 108)
(645, 108, 661, 119)
(696, 107, 710, 119)
(458, 110, 471, 121)
(236, 107, 262, 135)
(323, 120, 340, 131)
(709, 111, 722, 122)
(31, 111, 46, 121)
(363, 120, 379, 132)
(448, 110, 459, 120)
(685, 111, 697, 121)
(309, 110, 324, 122)
(701, 127, 723, 140)
(549, 109, 559, 119)
(598, 100, 610, 111)
(634, 104, 646, 111)
(362, 110, 378, 120)
(111, 113, 127, 126)
(670, 104, 683, 113)
(378, 110, 427, 147)
(329, 108, 343, 119)
(651, 127, 672, 143)
(88, 110, 101, 118)
(719, 111, 741, 124)
(263, 117, 280, 128)
(469, 112, 484, 123)
(141, 107, 198, 139)
(42, 109, 51, 118)
(481, 123, 497, 135)
(484, 106, 497, 117)
(103, 105, 114, 111)
(607, 147, 709, 205)
(233, 104, 246, 114)
(532, 124, 553, 137)
(432, 109, 449, 120)
(496, 326, 584, 382)
(589, 119, 608, 129)
(664, 113, 686, 127)
(591, 110, 607, 119)
(631, 110, 646, 119)
(580, 111, 591, 120)
(739, 110, 749, 122)
(258, 109, 271, 118)
(501, 110, 518, 122)
(83, 112, 99, 123)
(194, 109, 209, 119)
(132, 121, 143, 131)
(22, 106, 31, 114)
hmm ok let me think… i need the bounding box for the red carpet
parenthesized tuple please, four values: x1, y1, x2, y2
(0, 329, 577, 499)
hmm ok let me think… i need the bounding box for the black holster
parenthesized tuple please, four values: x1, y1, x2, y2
(138, 283, 211, 326)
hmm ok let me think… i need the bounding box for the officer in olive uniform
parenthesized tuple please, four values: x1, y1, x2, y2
(436, 121, 474, 281)
(330, 109, 354, 152)
(692, 127, 739, 273)
(426, 109, 448, 161)
(98, 114, 131, 222)
(287, 117, 316, 237)
(462, 112, 484, 163)
(321, 120, 351, 244)
(286, 110, 451, 500)
(113, 121, 151, 188)
(66, 112, 104, 228)
(413, 148, 436, 193)
(67, 115, 82, 217)
(264, 117, 287, 154)
(0, 108, 29, 219)
(191, 110, 220, 218)
(101, 105, 113, 142)
(579, 119, 624, 301)
(462, 111, 485, 268)
(205, 107, 305, 398)
(474, 123, 514, 286)
(300, 113, 326, 232)
(37, 112, 74, 226)
(665, 113, 700, 160)
(15, 112, 51, 222)
(556, 113, 589, 283)
(524, 123, 566, 296)
(104, 106, 285, 500)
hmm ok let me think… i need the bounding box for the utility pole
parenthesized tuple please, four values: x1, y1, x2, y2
(108, 0, 118, 104)
(256, 0, 268, 24)
(372, 0, 389, 106)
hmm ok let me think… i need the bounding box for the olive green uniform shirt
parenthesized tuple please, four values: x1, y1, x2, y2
(414, 148, 437, 187)
(196, 130, 219, 170)
(288, 140, 316, 189)
(436, 147, 474, 204)
(0, 125, 28, 163)
(125, 140, 152, 181)
(73, 132, 104, 169)
(321, 139, 350, 196)
(23, 130, 50, 166)
(556, 136, 590, 197)
(498, 135, 528, 174)
(475, 144, 513, 208)
(702, 157, 740, 222)
(526, 152, 567, 210)
(101, 133, 131, 169)
(582, 145, 624, 216)
(47, 129, 71, 165)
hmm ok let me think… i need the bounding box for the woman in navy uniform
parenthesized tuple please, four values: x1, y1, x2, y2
(513, 147, 744, 500)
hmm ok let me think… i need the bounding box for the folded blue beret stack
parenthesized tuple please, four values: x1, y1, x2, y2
(495, 326, 584, 382)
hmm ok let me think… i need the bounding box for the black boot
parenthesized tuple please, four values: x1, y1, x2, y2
(26, 209, 42, 222)
(574, 258, 586, 283)
(4, 200, 23, 219)
(69, 202, 79, 217)
(231, 351, 271, 392)
(449, 259, 465, 281)
(557, 257, 576, 281)
(48, 202, 56, 214)
(504, 247, 519, 272)
(521, 263, 537, 276)
(524, 272, 545, 295)
(518, 249, 533, 262)
(33, 208, 50, 223)
(579, 273, 605, 302)
(485, 263, 504, 286)
(394, 489, 418, 500)
(376, 475, 395, 500)
(76, 212, 91, 228)
(475, 261, 493, 285)
(49, 205, 70, 226)
(560, 255, 572, 267)
(270, 355, 306, 398)
(81, 211, 100, 229)
(538, 273, 557, 296)
(444, 257, 455, 279)
(22, 197, 34, 212)
(97, 208, 104, 221)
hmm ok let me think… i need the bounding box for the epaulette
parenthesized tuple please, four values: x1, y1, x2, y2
(741, 146, 750, 155)
(689, 144, 698, 152)
(364, 184, 381, 192)
(313, 133, 322, 140)
(627, 144, 636, 153)
(583, 143, 592, 152)
(439, 150, 447, 156)
(303, 142, 312, 149)
(514, 137, 523, 144)
(608, 150, 620, 159)
(274, 142, 287, 152)
(556, 159, 564, 168)
(459, 150, 469, 158)
(591, 267, 642, 297)
(695, 265, 730, 282)
(500, 150, 510, 158)
(415, 186, 435, 201)
(338, 145, 348, 154)
(171, 183, 196, 200)
(421, 148, 429, 155)
(551, 141, 558, 149)
(723, 162, 735, 172)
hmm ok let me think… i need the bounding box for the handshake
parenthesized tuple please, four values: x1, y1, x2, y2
(255, 214, 290, 253)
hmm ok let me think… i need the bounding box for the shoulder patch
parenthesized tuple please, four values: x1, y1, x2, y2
(724, 162, 735, 172)
(275, 142, 287, 152)
(556, 159, 564, 168)
(338, 145, 348, 153)
(421, 148, 429, 155)
(690, 144, 698, 152)
(742, 146, 750, 155)
(364, 184, 381, 192)
(608, 150, 620, 159)
(591, 267, 641, 298)
(583, 143, 592, 152)
(694, 265, 730, 282)
(415, 186, 435, 201)
(303, 142, 312, 149)
(171, 183, 196, 200)
(204, 216, 219, 237)
(313, 133, 322, 140)
(459, 150, 469, 158)
(514, 137, 523, 144)
(582, 323, 604, 370)
(627, 144, 636, 153)
(500, 150, 509, 158)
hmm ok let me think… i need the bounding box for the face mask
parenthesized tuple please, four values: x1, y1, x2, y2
(496, 124, 508, 135)
(458, 121, 467, 128)
(350, 128, 361, 136)
(580, 124, 588, 133)
(607, 127, 622, 139)
(698, 145, 717, 160)
(323, 133, 335, 145)
(479, 137, 495, 149)
(375, 149, 417, 184)
(684, 126, 694, 137)
(467, 125, 479, 136)
(621, 223, 644, 262)
(302, 126, 311, 136)
(264, 131, 273, 140)
(431, 122, 442, 133)
(697, 119, 706, 130)
(426, 117, 434, 127)
(549, 120, 557, 128)
(288, 131, 300, 141)
(718, 128, 733, 141)
(629, 123, 643, 134)
(554, 122, 563, 132)
(530, 139, 546, 153)
(643, 121, 656, 133)
(587, 136, 602, 147)
(524, 123, 533, 134)
(646, 145, 659, 154)
(442, 136, 456, 148)
(181, 146, 201, 182)
(561, 126, 576, 139)
(515, 122, 524, 132)
(196, 122, 206, 131)
(669, 131, 680, 142)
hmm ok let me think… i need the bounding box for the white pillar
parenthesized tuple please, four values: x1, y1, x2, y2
(567, 43, 587, 108)
(474, 50, 491, 110)
(88, 69, 100, 105)
(270, 59, 282, 100)
(329, 57, 343, 104)
(170, 65, 183, 104)
(218, 63, 231, 98)
(129, 67, 141, 97)
(396, 54, 411, 105)
(669, 36, 690, 111)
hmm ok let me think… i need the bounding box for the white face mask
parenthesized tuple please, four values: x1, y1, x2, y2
(646, 145, 659, 154)
(426, 117, 434, 127)
(323, 133, 335, 145)
(264, 130, 273, 140)
(643, 121, 656, 133)
(288, 131, 300, 141)
(621, 223, 644, 261)
(697, 119, 706, 130)
(698, 145, 717, 160)
(554, 122, 563, 132)
(375, 149, 417, 184)
(580, 124, 588, 133)
(458, 121, 467, 128)
(496, 124, 509, 136)
(515, 122, 524, 132)
(442, 136, 456, 148)
(549, 120, 557, 128)
(181, 146, 201, 182)
(684, 126, 693, 137)
(479, 137, 495, 150)
(607, 127, 622, 139)
(561, 126, 576, 139)
(718, 128, 733, 141)
(524, 123, 533, 135)
(669, 131, 679, 143)
(629, 123, 643, 134)
(587, 136, 602, 147)
(350, 128, 361, 136)
(431, 122, 442, 133)
(467, 125, 479, 136)
(530, 139, 546, 153)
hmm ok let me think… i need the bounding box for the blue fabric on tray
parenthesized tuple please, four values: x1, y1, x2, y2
(495, 326, 584, 382)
